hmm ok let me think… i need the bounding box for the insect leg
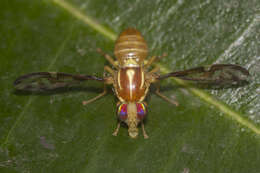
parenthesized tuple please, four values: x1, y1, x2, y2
(146, 66, 178, 108)
(144, 66, 160, 84)
(97, 48, 119, 69)
(104, 65, 115, 76)
(144, 53, 167, 68)
(144, 56, 157, 67)
(148, 66, 160, 74)
(82, 85, 107, 105)
(155, 84, 179, 106)
(141, 122, 149, 139)
(112, 122, 121, 136)
(82, 66, 115, 106)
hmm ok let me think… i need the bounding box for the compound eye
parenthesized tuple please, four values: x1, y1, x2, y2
(118, 104, 127, 121)
(136, 103, 147, 120)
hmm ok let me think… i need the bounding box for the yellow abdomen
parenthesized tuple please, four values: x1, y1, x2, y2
(114, 28, 148, 67)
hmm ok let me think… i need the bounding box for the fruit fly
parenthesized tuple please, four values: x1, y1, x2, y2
(14, 28, 250, 139)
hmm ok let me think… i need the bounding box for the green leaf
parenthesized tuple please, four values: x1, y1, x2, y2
(1, 0, 260, 172)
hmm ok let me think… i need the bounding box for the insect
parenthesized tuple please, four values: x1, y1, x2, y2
(14, 28, 250, 139)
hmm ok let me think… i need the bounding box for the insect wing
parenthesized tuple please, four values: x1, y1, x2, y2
(158, 64, 249, 86)
(14, 72, 103, 91)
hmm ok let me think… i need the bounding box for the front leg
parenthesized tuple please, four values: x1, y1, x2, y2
(112, 122, 121, 136)
(141, 122, 149, 139)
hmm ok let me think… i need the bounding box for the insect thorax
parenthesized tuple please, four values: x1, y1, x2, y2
(115, 67, 148, 102)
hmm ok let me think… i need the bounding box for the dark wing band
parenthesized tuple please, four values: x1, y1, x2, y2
(14, 72, 104, 91)
(158, 64, 249, 86)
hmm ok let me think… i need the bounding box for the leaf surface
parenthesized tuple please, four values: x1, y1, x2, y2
(0, 0, 259, 172)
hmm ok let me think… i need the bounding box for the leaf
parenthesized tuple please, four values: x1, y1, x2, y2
(0, 0, 260, 172)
